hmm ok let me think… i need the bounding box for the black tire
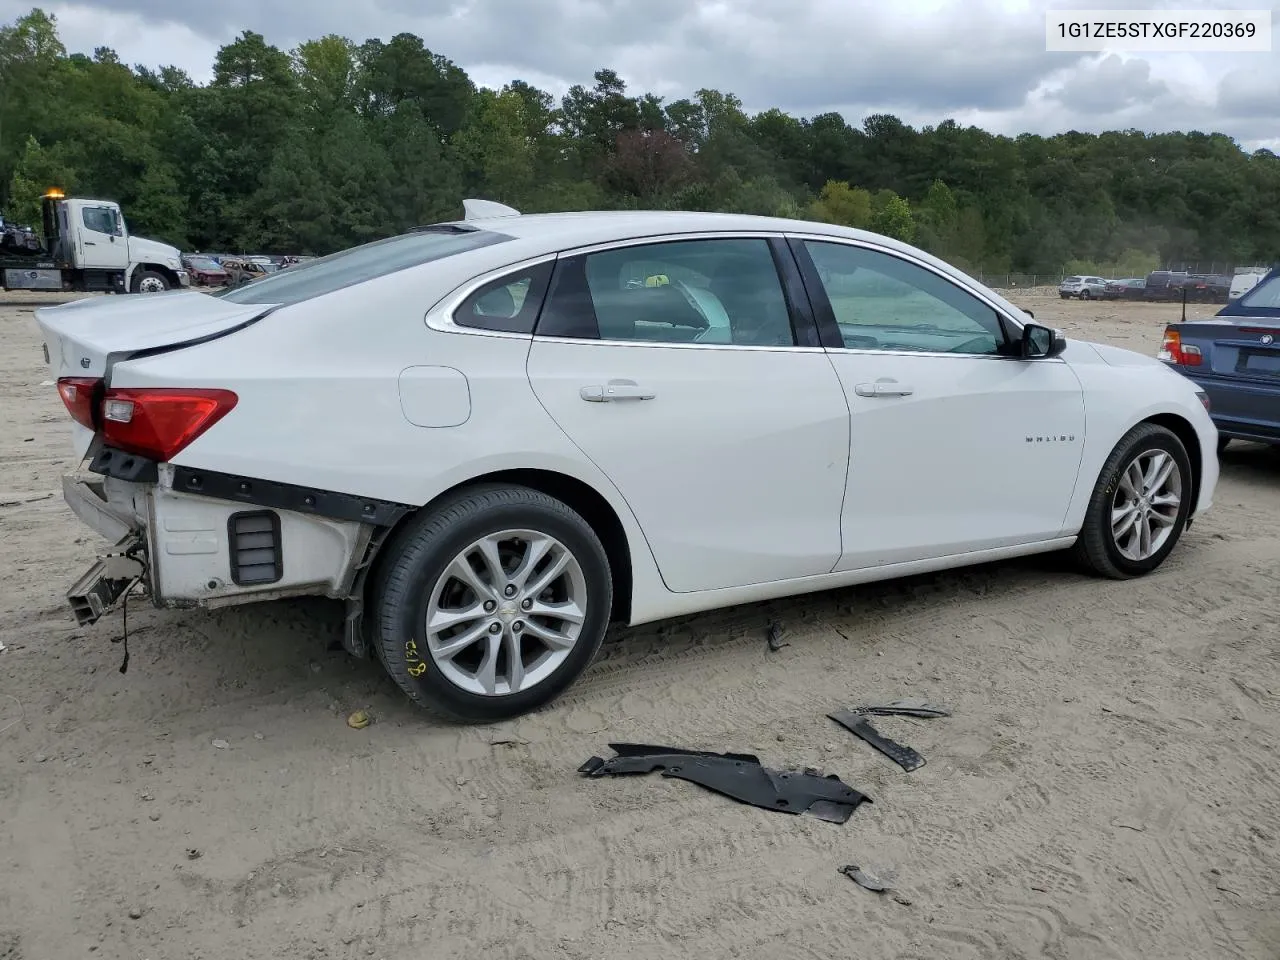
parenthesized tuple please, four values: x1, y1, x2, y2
(371, 484, 613, 723)
(131, 269, 170, 293)
(1072, 422, 1194, 579)
(1079, 289, 1091, 300)
(1060, 294, 1070, 299)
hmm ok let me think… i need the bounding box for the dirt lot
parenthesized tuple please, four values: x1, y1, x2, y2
(1, 288, 1278, 960)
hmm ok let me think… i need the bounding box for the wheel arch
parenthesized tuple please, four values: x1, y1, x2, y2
(1142, 412, 1202, 518)
(363, 468, 635, 625)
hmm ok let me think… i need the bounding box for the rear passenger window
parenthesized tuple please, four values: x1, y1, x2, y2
(453, 261, 553, 334)
(535, 238, 797, 346)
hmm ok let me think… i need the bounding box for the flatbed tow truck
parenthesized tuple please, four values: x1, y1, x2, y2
(1, 188, 188, 294)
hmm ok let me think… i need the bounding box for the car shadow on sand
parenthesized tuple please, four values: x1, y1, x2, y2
(144, 545, 1097, 729)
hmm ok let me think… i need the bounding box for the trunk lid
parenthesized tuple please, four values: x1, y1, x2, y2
(35, 290, 274, 380)
(1170, 316, 1280, 380)
(36, 291, 274, 462)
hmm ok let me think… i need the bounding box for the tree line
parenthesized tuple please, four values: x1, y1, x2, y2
(3, 7, 1278, 275)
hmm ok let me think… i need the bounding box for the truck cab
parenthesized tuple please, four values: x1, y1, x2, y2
(2, 189, 189, 294)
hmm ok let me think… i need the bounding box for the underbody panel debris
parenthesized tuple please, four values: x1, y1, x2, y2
(828, 699, 952, 773)
(578, 743, 871, 823)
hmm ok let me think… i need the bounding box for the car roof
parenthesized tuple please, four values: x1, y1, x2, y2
(429, 209, 1034, 320)
(233, 207, 1036, 324)
(451, 209, 865, 247)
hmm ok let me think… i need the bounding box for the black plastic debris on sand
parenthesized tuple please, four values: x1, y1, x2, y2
(766, 620, 790, 652)
(829, 699, 952, 773)
(579, 743, 871, 823)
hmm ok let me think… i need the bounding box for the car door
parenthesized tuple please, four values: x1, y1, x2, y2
(525, 234, 850, 594)
(788, 236, 1086, 571)
(74, 203, 129, 271)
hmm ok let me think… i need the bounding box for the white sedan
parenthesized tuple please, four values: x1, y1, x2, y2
(36, 201, 1219, 721)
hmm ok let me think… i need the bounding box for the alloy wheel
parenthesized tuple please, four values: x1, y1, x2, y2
(424, 529, 587, 696)
(1110, 448, 1183, 561)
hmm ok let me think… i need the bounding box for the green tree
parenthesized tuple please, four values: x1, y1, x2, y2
(872, 192, 915, 242)
(453, 87, 537, 205)
(5, 6, 1280, 268)
(806, 180, 872, 228)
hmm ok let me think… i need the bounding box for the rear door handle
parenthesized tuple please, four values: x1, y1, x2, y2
(580, 379, 656, 402)
(854, 382, 914, 398)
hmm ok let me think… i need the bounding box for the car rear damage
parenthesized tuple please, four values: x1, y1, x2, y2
(36, 292, 379, 631)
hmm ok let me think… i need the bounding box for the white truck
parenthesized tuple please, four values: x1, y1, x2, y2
(1228, 266, 1270, 301)
(1, 189, 189, 294)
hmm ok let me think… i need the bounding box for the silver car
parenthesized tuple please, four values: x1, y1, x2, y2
(1059, 276, 1108, 300)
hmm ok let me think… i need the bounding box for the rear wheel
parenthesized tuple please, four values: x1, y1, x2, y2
(1079, 289, 1091, 300)
(372, 485, 612, 722)
(131, 269, 170, 293)
(1073, 423, 1193, 579)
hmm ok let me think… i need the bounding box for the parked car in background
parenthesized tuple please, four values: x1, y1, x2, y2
(1059, 276, 1109, 299)
(1102, 278, 1146, 300)
(182, 255, 229, 287)
(220, 257, 276, 287)
(36, 201, 1218, 721)
(1229, 270, 1268, 301)
(1184, 274, 1231, 304)
(1143, 271, 1190, 301)
(1161, 267, 1280, 451)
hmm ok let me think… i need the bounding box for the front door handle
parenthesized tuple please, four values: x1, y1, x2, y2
(580, 379, 656, 402)
(854, 381, 914, 398)
(84, 240, 97, 246)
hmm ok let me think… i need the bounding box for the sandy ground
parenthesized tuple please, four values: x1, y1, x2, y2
(1, 288, 1278, 960)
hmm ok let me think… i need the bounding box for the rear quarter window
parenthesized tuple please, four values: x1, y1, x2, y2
(216, 227, 512, 306)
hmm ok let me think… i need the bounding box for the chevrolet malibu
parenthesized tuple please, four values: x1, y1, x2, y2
(36, 202, 1219, 722)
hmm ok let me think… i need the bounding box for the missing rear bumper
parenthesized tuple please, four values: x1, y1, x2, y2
(67, 544, 145, 626)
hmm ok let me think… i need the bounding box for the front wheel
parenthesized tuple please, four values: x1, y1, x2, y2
(372, 484, 613, 722)
(131, 269, 170, 293)
(1072, 423, 1193, 579)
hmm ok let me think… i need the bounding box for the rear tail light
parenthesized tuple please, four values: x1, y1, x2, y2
(1158, 328, 1202, 366)
(100, 388, 238, 462)
(56, 377, 103, 430)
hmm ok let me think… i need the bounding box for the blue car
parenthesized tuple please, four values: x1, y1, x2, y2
(1159, 267, 1280, 452)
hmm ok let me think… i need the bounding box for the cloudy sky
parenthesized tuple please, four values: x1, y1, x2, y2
(3, 0, 1278, 150)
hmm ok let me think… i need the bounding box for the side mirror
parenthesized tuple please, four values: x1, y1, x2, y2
(1021, 322, 1067, 359)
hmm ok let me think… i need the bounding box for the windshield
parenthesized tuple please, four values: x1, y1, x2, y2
(188, 257, 221, 270)
(216, 227, 512, 306)
(1239, 275, 1280, 310)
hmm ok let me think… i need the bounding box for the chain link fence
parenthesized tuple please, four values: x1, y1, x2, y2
(973, 273, 1064, 289)
(972, 263, 1275, 289)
